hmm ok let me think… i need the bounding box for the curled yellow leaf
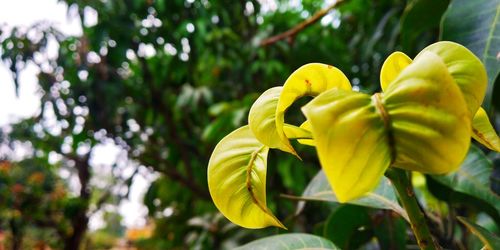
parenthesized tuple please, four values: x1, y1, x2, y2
(302, 51, 472, 202)
(302, 89, 391, 202)
(380, 51, 412, 92)
(276, 63, 351, 156)
(249, 86, 314, 148)
(248, 87, 289, 151)
(472, 107, 500, 151)
(384, 51, 471, 174)
(416, 41, 487, 117)
(207, 126, 285, 229)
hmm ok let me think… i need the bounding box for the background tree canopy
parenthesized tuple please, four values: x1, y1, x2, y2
(0, 0, 498, 249)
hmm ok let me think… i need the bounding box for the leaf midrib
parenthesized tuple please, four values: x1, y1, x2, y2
(245, 145, 269, 213)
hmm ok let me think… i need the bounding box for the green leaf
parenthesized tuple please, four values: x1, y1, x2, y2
(431, 145, 500, 214)
(207, 125, 284, 229)
(400, 0, 450, 52)
(440, 0, 500, 110)
(458, 216, 500, 250)
(323, 205, 373, 249)
(293, 170, 408, 221)
(234, 233, 340, 250)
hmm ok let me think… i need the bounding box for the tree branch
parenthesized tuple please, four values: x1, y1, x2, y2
(260, 0, 345, 46)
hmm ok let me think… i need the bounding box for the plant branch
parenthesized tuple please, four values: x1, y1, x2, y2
(260, 0, 345, 46)
(385, 168, 441, 250)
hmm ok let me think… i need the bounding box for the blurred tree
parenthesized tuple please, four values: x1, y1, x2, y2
(2, 0, 472, 249)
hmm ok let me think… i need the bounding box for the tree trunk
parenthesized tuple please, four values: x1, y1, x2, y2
(9, 219, 23, 250)
(63, 212, 89, 250)
(63, 155, 91, 250)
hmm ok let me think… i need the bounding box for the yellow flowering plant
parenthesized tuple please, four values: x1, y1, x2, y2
(207, 41, 500, 249)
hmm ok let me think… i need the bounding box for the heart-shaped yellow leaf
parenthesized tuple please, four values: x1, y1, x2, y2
(472, 107, 500, 151)
(276, 63, 351, 156)
(207, 126, 285, 229)
(302, 89, 391, 202)
(416, 41, 487, 117)
(384, 51, 471, 173)
(380, 51, 412, 92)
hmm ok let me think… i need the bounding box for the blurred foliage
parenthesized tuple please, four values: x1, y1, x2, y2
(0, 160, 67, 249)
(0, 0, 498, 249)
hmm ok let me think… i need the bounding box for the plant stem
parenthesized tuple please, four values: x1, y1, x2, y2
(385, 168, 441, 250)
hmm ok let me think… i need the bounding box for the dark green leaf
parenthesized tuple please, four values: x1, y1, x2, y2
(373, 212, 407, 250)
(323, 205, 372, 249)
(440, 0, 500, 109)
(431, 145, 500, 214)
(400, 0, 450, 53)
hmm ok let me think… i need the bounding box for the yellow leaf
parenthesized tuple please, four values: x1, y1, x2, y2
(416, 41, 487, 117)
(298, 120, 315, 146)
(207, 126, 285, 229)
(472, 107, 500, 151)
(282, 123, 311, 140)
(302, 51, 473, 202)
(248, 87, 289, 151)
(302, 89, 391, 202)
(384, 51, 471, 174)
(276, 63, 351, 156)
(249, 87, 314, 148)
(380, 51, 412, 92)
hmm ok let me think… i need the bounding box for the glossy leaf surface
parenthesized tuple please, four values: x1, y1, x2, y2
(207, 126, 284, 229)
(234, 233, 340, 250)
